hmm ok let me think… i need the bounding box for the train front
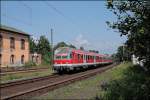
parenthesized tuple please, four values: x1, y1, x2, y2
(53, 47, 73, 72)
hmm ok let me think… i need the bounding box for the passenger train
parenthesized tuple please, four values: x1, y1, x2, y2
(53, 47, 113, 73)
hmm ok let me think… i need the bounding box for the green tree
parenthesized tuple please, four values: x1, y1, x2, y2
(69, 44, 76, 49)
(54, 42, 76, 50)
(37, 35, 51, 64)
(29, 37, 37, 53)
(106, 0, 150, 69)
(53, 42, 68, 51)
(114, 45, 130, 62)
(80, 46, 84, 50)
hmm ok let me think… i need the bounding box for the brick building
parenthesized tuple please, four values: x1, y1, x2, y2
(0, 25, 30, 67)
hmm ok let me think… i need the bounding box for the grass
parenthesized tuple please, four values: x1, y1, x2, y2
(34, 62, 131, 100)
(1, 67, 54, 83)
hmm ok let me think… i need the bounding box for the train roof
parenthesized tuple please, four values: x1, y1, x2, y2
(55, 47, 106, 57)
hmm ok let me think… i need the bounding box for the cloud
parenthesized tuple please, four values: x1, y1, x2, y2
(72, 34, 90, 49)
(70, 34, 125, 54)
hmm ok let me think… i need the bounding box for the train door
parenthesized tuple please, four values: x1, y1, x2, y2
(77, 54, 80, 63)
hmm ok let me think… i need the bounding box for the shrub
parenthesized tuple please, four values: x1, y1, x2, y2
(24, 61, 36, 68)
(100, 65, 150, 100)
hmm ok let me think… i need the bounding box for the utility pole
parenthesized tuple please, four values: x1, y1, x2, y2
(51, 28, 53, 67)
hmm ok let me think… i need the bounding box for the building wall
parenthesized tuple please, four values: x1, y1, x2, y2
(30, 53, 42, 65)
(0, 30, 29, 67)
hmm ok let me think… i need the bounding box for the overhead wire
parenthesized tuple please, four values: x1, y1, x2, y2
(2, 1, 32, 26)
(19, 1, 32, 26)
(43, 1, 83, 33)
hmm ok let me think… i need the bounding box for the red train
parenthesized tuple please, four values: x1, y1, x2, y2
(53, 47, 113, 73)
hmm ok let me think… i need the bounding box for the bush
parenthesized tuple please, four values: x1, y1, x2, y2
(100, 65, 150, 100)
(24, 61, 36, 68)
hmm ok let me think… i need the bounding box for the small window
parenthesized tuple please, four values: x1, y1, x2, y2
(0, 35, 2, 49)
(36, 56, 38, 63)
(62, 56, 68, 59)
(10, 55, 14, 64)
(32, 56, 34, 62)
(10, 37, 15, 49)
(21, 39, 25, 50)
(70, 53, 72, 59)
(0, 54, 2, 65)
(78, 54, 80, 60)
(21, 55, 24, 64)
(56, 56, 61, 59)
(81, 55, 83, 59)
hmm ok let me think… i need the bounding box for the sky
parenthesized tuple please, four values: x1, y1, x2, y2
(1, 1, 126, 54)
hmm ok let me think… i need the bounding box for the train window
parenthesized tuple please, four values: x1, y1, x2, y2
(62, 56, 68, 59)
(70, 53, 72, 59)
(78, 54, 80, 60)
(81, 55, 83, 59)
(56, 56, 61, 59)
(96, 56, 99, 60)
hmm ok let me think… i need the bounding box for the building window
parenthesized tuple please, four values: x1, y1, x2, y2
(21, 39, 25, 50)
(10, 55, 14, 64)
(10, 37, 15, 49)
(0, 35, 2, 49)
(0, 54, 2, 65)
(21, 55, 24, 64)
(36, 56, 39, 63)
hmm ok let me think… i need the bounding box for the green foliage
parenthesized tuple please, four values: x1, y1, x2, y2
(37, 36, 51, 56)
(80, 46, 84, 50)
(106, 0, 150, 69)
(100, 65, 150, 100)
(69, 44, 76, 49)
(29, 37, 37, 53)
(53, 41, 76, 50)
(114, 45, 131, 62)
(24, 61, 36, 68)
(53, 42, 68, 51)
(37, 35, 51, 64)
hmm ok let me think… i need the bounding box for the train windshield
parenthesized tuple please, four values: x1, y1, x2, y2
(55, 55, 69, 59)
(55, 48, 69, 54)
(55, 56, 61, 59)
(62, 56, 68, 59)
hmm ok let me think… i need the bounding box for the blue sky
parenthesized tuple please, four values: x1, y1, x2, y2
(1, 1, 126, 54)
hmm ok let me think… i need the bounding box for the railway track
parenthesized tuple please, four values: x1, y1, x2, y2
(0, 67, 49, 76)
(0, 63, 117, 100)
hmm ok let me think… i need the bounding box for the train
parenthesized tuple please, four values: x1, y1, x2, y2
(53, 47, 113, 73)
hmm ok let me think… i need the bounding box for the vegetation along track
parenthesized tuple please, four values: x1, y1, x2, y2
(0, 63, 117, 100)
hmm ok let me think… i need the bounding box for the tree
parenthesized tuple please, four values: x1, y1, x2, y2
(69, 44, 76, 49)
(53, 42, 68, 51)
(29, 37, 37, 53)
(37, 35, 51, 64)
(114, 45, 131, 62)
(80, 46, 84, 50)
(54, 42, 76, 50)
(106, 0, 150, 69)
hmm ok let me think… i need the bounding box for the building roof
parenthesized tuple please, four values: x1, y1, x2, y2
(0, 25, 30, 36)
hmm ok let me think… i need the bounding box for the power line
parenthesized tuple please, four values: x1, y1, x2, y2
(19, 1, 32, 26)
(44, 1, 83, 32)
(2, 1, 32, 26)
(2, 13, 31, 25)
(44, 1, 74, 24)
